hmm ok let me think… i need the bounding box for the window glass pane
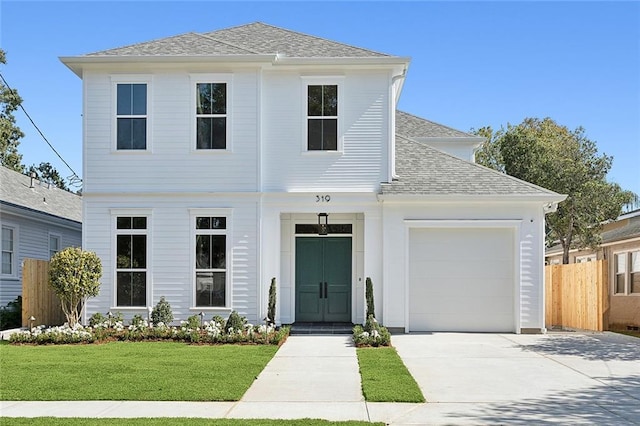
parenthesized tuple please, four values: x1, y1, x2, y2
(132, 118, 147, 149)
(2, 228, 13, 251)
(196, 235, 211, 269)
(211, 235, 226, 269)
(117, 217, 132, 229)
(132, 84, 146, 115)
(196, 83, 210, 115)
(308, 120, 322, 150)
(50, 235, 60, 252)
(308, 85, 322, 116)
(197, 117, 212, 149)
(132, 217, 147, 229)
(117, 84, 132, 115)
(196, 271, 225, 307)
(211, 217, 226, 230)
(616, 274, 626, 294)
(323, 85, 338, 116)
(323, 119, 337, 150)
(212, 117, 226, 149)
(2, 252, 11, 274)
(211, 83, 226, 114)
(631, 251, 640, 273)
(616, 254, 626, 273)
(117, 235, 132, 268)
(131, 235, 146, 268)
(631, 272, 640, 293)
(196, 217, 210, 230)
(117, 272, 146, 306)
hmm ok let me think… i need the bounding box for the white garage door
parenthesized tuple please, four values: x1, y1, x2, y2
(409, 227, 515, 332)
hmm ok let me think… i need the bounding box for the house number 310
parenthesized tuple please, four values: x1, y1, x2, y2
(316, 195, 331, 203)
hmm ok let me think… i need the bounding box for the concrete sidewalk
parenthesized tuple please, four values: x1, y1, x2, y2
(2, 332, 640, 424)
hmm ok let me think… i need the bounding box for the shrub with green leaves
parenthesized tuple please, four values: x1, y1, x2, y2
(365, 277, 375, 319)
(151, 296, 173, 325)
(226, 310, 245, 333)
(88, 312, 105, 327)
(353, 315, 391, 347)
(49, 247, 102, 327)
(0, 296, 22, 330)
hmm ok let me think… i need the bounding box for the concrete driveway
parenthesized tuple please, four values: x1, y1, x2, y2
(370, 332, 640, 425)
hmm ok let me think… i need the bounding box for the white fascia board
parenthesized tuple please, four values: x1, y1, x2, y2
(377, 193, 567, 203)
(59, 54, 278, 77)
(273, 56, 411, 66)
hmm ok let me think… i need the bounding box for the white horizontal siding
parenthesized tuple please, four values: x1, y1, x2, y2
(83, 195, 259, 324)
(83, 70, 259, 194)
(261, 71, 389, 192)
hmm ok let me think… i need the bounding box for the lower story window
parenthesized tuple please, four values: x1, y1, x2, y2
(116, 216, 147, 306)
(195, 216, 226, 307)
(614, 251, 640, 295)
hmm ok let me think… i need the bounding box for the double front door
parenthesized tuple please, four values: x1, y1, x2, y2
(295, 237, 352, 322)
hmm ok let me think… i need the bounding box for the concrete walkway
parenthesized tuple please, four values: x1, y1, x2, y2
(2, 332, 640, 424)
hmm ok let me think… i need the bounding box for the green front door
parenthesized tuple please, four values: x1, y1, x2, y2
(295, 237, 352, 322)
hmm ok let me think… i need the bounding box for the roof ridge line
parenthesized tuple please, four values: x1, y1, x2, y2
(253, 21, 391, 57)
(397, 134, 561, 196)
(196, 32, 262, 55)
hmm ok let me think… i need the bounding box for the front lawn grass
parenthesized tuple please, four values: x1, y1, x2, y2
(356, 347, 425, 403)
(1, 419, 382, 426)
(0, 342, 277, 401)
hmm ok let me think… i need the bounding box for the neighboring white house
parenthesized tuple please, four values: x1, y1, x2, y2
(61, 22, 564, 333)
(0, 166, 82, 306)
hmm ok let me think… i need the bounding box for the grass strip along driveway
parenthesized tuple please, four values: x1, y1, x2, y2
(356, 347, 425, 403)
(2, 419, 382, 426)
(0, 342, 277, 401)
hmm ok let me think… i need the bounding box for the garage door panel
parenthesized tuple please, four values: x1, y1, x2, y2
(408, 227, 515, 332)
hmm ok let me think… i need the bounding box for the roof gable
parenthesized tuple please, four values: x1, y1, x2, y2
(85, 22, 391, 58)
(0, 167, 82, 223)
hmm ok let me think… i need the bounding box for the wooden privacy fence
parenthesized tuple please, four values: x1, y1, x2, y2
(22, 259, 65, 327)
(545, 260, 609, 331)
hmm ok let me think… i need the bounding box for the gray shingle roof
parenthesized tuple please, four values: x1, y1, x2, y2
(382, 134, 560, 196)
(0, 166, 82, 223)
(600, 215, 640, 244)
(396, 110, 475, 139)
(86, 22, 390, 58)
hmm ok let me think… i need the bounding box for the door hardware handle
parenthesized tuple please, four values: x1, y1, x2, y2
(319, 282, 323, 299)
(324, 282, 328, 299)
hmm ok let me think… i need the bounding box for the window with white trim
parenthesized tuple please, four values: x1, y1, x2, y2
(194, 216, 227, 307)
(1, 226, 15, 275)
(614, 250, 640, 295)
(575, 254, 596, 263)
(116, 216, 148, 306)
(307, 84, 338, 151)
(49, 234, 61, 259)
(116, 83, 147, 150)
(196, 83, 227, 149)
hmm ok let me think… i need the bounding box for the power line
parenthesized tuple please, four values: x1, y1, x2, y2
(0, 72, 82, 188)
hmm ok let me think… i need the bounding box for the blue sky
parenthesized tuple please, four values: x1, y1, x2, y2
(1, 1, 639, 195)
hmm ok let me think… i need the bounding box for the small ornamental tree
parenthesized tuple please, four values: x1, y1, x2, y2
(151, 296, 173, 325)
(267, 277, 276, 325)
(49, 247, 102, 327)
(365, 277, 375, 319)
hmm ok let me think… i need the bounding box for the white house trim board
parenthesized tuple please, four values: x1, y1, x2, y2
(403, 219, 522, 333)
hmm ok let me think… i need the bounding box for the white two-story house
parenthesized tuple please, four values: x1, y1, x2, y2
(61, 22, 564, 333)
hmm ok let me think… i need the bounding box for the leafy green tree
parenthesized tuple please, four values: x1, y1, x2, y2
(474, 117, 634, 264)
(27, 162, 68, 190)
(0, 49, 24, 171)
(49, 247, 103, 327)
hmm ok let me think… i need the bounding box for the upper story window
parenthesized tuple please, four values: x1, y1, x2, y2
(116, 83, 147, 150)
(307, 85, 338, 151)
(196, 83, 227, 150)
(2, 226, 15, 275)
(116, 216, 148, 307)
(49, 234, 61, 259)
